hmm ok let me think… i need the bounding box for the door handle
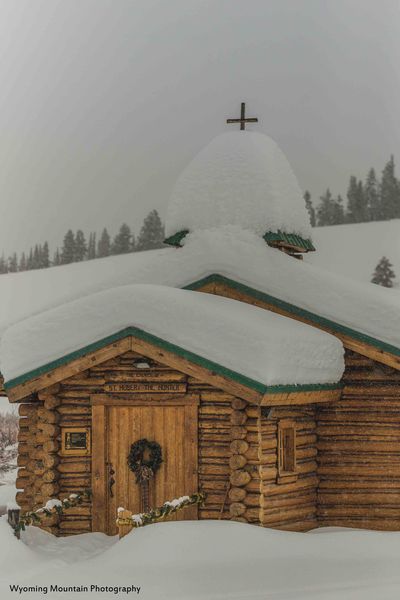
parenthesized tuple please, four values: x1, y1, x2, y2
(107, 462, 115, 498)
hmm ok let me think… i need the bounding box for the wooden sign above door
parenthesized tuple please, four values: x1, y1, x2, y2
(104, 382, 187, 394)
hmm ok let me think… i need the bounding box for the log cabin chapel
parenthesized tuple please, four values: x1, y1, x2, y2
(2, 110, 400, 536)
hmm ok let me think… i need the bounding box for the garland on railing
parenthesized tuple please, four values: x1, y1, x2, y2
(13, 490, 91, 534)
(116, 492, 206, 528)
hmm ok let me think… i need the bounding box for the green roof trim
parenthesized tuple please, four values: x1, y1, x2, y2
(263, 231, 315, 252)
(4, 325, 341, 397)
(164, 230, 190, 247)
(185, 273, 400, 358)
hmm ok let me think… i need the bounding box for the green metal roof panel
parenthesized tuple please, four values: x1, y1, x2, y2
(263, 231, 315, 251)
(163, 230, 189, 247)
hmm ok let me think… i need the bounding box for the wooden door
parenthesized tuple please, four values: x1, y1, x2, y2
(91, 396, 198, 535)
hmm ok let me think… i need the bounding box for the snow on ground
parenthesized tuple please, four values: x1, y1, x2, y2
(1, 227, 400, 355)
(0, 397, 15, 415)
(165, 131, 312, 239)
(1, 519, 400, 599)
(0, 284, 344, 386)
(308, 219, 400, 285)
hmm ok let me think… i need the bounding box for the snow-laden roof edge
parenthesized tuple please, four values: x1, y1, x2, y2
(1, 284, 344, 394)
(187, 273, 400, 359)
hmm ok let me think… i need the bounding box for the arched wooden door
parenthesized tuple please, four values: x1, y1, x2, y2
(91, 395, 199, 535)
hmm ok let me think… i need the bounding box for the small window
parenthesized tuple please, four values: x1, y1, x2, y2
(61, 427, 91, 456)
(277, 420, 297, 484)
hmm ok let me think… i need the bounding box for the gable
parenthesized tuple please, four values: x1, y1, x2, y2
(5, 329, 341, 405)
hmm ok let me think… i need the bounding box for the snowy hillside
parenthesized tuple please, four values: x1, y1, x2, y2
(308, 220, 400, 285)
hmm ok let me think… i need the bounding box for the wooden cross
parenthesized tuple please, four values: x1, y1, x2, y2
(226, 102, 258, 131)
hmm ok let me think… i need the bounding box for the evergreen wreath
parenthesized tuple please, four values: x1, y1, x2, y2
(127, 438, 162, 483)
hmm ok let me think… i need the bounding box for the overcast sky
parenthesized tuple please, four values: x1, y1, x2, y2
(0, 0, 399, 255)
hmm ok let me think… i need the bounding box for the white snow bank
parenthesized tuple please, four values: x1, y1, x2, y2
(0, 226, 400, 357)
(0, 284, 344, 386)
(2, 519, 400, 599)
(308, 219, 400, 285)
(166, 131, 312, 239)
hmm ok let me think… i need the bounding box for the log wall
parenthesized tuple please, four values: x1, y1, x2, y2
(260, 406, 318, 531)
(317, 349, 400, 530)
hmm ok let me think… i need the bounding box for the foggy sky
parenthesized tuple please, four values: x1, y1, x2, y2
(0, 0, 399, 255)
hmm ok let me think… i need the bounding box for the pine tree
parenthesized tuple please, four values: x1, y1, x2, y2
(27, 248, 34, 270)
(61, 230, 75, 264)
(380, 156, 400, 219)
(333, 194, 345, 224)
(19, 252, 27, 272)
(53, 248, 61, 266)
(304, 191, 316, 227)
(0, 255, 8, 274)
(136, 210, 165, 251)
(346, 176, 367, 223)
(88, 232, 97, 260)
(111, 223, 132, 255)
(39, 241, 50, 268)
(8, 253, 17, 273)
(74, 230, 87, 262)
(33, 245, 40, 269)
(365, 168, 381, 221)
(371, 256, 396, 288)
(316, 189, 339, 226)
(97, 228, 111, 257)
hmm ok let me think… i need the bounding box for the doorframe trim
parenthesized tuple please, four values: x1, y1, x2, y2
(90, 393, 200, 534)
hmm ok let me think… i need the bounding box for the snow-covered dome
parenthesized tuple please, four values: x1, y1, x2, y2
(165, 131, 313, 248)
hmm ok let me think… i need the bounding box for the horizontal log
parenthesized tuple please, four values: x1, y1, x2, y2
(57, 405, 91, 415)
(231, 426, 247, 440)
(318, 465, 400, 476)
(43, 396, 62, 409)
(230, 440, 249, 454)
(57, 460, 90, 474)
(228, 487, 247, 502)
(42, 469, 57, 483)
(318, 518, 400, 531)
(59, 520, 91, 531)
(43, 440, 60, 453)
(268, 520, 316, 532)
(37, 422, 59, 436)
(37, 408, 59, 424)
(318, 491, 400, 505)
(263, 504, 316, 524)
(230, 411, 247, 426)
(263, 476, 319, 496)
(230, 470, 251, 487)
(229, 455, 247, 470)
(229, 502, 246, 517)
(18, 404, 37, 417)
(264, 492, 316, 509)
(318, 479, 400, 490)
(40, 482, 60, 497)
(243, 508, 261, 521)
(231, 398, 248, 410)
(318, 506, 400, 518)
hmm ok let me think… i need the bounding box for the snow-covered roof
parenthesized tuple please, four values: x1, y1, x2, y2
(165, 131, 312, 240)
(0, 226, 400, 367)
(0, 284, 344, 388)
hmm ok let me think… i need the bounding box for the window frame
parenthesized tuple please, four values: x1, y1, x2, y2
(277, 419, 298, 484)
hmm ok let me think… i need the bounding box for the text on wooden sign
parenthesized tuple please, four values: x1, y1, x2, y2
(105, 382, 187, 393)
